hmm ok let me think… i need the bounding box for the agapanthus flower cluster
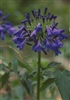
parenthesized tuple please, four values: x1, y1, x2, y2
(13, 7, 67, 55)
(0, 11, 15, 40)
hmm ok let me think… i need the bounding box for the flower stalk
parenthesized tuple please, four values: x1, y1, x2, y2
(37, 51, 41, 100)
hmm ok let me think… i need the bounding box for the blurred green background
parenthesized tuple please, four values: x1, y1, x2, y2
(0, 0, 70, 100)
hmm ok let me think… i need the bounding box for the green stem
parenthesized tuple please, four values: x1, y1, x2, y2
(37, 51, 41, 100)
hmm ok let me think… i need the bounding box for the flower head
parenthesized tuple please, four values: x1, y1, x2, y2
(0, 11, 15, 40)
(13, 7, 67, 55)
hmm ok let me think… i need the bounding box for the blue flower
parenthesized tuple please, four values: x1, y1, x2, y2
(30, 23, 42, 37)
(0, 11, 4, 18)
(0, 26, 4, 40)
(46, 26, 52, 36)
(13, 7, 67, 55)
(32, 40, 45, 52)
(0, 11, 15, 40)
(14, 26, 26, 36)
(16, 38, 26, 50)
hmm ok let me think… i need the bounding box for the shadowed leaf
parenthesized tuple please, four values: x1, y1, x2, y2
(54, 70, 70, 100)
(0, 72, 9, 88)
(40, 78, 55, 92)
(18, 60, 32, 72)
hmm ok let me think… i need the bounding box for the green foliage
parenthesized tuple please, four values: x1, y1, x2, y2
(0, 54, 70, 100)
(54, 70, 70, 100)
(46, 62, 61, 69)
(11, 58, 18, 74)
(11, 85, 25, 100)
(61, 41, 70, 59)
(0, 72, 9, 88)
(21, 79, 33, 96)
(42, 70, 53, 78)
(18, 60, 32, 72)
(40, 78, 55, 92)
(0, 56, 8, 70)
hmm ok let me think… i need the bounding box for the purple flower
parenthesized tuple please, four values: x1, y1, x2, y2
(32, 40, 45, 52)
(30, 30, 36, 37)
(44, 7, 47, 15)
(50, 14, 57, 20)
(0, 11, 15, 40)
(55, 49, 61, 55)
(51, 21, 58, 29)
(0, 26, 4, 40)
(46, 26, 52, 36)
(30, 23, 42, 37)
(32, 9, 41, 18)
(0, 11, 4, 18)
(14, 26, 25, 36)
(13, 7, 67, 55)
(44, 37, 63, 55)
(17, 38, 26, 50)
(21, 19, 28, 24)
(46, 26, 67, 40)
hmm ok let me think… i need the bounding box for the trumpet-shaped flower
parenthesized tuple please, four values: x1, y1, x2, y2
(13, 7, 67, 55)
(0, 11, 15, 40)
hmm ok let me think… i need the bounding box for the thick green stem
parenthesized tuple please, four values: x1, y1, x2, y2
(37, 51, 41, 100)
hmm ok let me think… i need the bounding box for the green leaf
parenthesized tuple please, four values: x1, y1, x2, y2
(20, 72, 33, 95)
(40, 78, 55, 92)
(0, 56, 5, 60)
(49, 83, 56, 96)
(18, 60, 32, 72)
(0, 56, 8, 67)
(3, 61, 8, 66)
(54, 70, 70, 100)
(11, 59, 18, 74)
(0, 72, 9, 88)
(27, 70, 37, 81)
(32, 59, 38, 68)
(0, 64, 4, 70)
(0, 94, 10, 100)
(47, 62, 61, 69)
(41, 60, 49, 68)
(11, 79, 20, 87)
(21, 79, 33, 95)
(42, 70, 53, 78)
(11, 85, 25, 100)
